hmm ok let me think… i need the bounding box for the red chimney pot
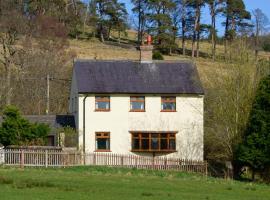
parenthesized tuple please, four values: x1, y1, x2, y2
(147, 35, 152, 45)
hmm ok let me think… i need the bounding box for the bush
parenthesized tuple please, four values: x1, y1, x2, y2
(152, 51, 164, 60)
(236, 75, 270, 181)
(0, 106, 50, 146)
(262, 43, 270, 52)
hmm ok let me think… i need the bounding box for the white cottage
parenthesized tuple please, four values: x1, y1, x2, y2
(69, 44, 204, 161)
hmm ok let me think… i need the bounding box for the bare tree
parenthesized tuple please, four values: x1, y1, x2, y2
(252, 8, 270, 59)
(0, 1, 26, 105)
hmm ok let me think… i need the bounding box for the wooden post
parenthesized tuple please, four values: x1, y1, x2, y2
(121, 155, 124, 167)
(45, 150, 48, 168)
(93, 153, 96, 165)
(20, 150, 24, 168)
(205, 162, 208, 177)
(164, 157, 167, 170)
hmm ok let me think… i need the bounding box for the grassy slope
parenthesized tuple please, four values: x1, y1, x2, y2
(68, 37, 229, 90)
(0, 166, 270, 200)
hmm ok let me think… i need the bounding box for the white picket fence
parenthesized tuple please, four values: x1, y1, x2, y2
(1, 148, 208, 175)
(0, 147, 4, 165)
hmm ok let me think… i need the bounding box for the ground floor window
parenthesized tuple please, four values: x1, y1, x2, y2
(95, 132, 110, 151)
(131, 132, 176, 152)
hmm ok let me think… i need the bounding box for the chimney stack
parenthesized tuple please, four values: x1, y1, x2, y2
(139, 35, 153, 63)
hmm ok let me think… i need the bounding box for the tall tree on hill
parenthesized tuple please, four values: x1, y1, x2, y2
(107, 2, 128, 43)
(88, 0, 99, 37)
(132, 0, 148, 44)
(187, 0, 205, 58)
(222, 0, 251, 59)
(206, 0, 224, 60)
(147, 0, 176, 53)
(253, 9, 270, 59)
(180, 0, 188, 55)
(92, 0, 128, 42)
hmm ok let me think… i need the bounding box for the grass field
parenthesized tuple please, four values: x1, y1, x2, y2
(0, 166, 270, 200)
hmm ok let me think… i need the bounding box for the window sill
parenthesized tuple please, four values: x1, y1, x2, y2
(95, 109, 111, 112)
(94, 150, 111, 152)
(160, 110, 177, 112)
(129, 110, 145, 112)
(131, 150, 177, 153)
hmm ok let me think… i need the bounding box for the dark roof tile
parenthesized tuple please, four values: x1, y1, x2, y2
(74, 60, 204, 94)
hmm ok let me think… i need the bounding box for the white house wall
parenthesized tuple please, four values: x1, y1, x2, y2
(77, 94, 204, 161)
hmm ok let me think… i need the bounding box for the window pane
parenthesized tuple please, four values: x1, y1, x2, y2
(162, 102, 176, 111)
(141, 139, 149, 150)
(151, 134, 159, 150)
(96, 101, 110, 110)
(160, 139, 168, 150)
(169, 139, 176, 150)
(131, 102, 145, 110)
(96, 138, 110, 150)
(132, 138, 140, 150)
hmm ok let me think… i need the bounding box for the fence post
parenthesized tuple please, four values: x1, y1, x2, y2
(121, 155, 124, 167)
(20, 150, 24, 168)
(152, 156, 155, 169)
(164, 157, 167, 170)
(205, 161, 208, 177)
(45, 150, 48, 168)
(93, 153, 96, 165)
(0, 147, 4, 165)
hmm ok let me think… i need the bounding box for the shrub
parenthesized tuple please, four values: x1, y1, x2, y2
(0, 106, 50, 146)
(262, 43, 270, 52)
(152, 51, 164, 60)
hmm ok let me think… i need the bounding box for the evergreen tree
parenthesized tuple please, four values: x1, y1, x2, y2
(146, 0, 177, 53)
(132, 0, 148, 44)
(92, 0, 128, 42)
(186, 0, 206, 58)
(222, 0, 251, 57)
(237, 75, 270, 181)
(0, 106, 50, 146)
(206, 0, 225, 60)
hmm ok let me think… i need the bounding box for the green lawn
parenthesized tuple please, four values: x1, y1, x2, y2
(0, 166, 269, 200)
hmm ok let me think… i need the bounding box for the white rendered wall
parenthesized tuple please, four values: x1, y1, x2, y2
(76, 94, 204, 161)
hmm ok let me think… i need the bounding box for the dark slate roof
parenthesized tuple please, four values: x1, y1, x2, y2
(74, 60, 204, 94)
(0, 115, 76, 130)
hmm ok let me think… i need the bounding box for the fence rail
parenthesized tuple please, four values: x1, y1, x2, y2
(0, 149, 207, 175)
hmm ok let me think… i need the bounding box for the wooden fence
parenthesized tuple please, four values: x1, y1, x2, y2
(1, 149, 207, 175)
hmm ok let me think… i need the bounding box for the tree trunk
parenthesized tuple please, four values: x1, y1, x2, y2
(196, 9, 201, 58)
(192, 3, 200, 58)
(6, 62, 11, 105)
(83, 0, 90, 35)
(210, 3, 216, 60)
(118, 30, 121, 44)
(137, 0, 142, 44)
(182, 18, 186, 55)
(255, 17, 259, 60)
(196, 30, 200, 58)
(224, 13, 229, 60)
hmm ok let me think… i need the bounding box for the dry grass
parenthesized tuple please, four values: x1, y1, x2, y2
(69, 38, 139, 60)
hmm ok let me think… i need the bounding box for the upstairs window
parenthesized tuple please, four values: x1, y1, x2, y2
(95, 96, 110, 111)
(95, 132, 110, 151)
(161, 96, 176, 112)
(131, 132, 176, 152)
(130, 96, 145, 112)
